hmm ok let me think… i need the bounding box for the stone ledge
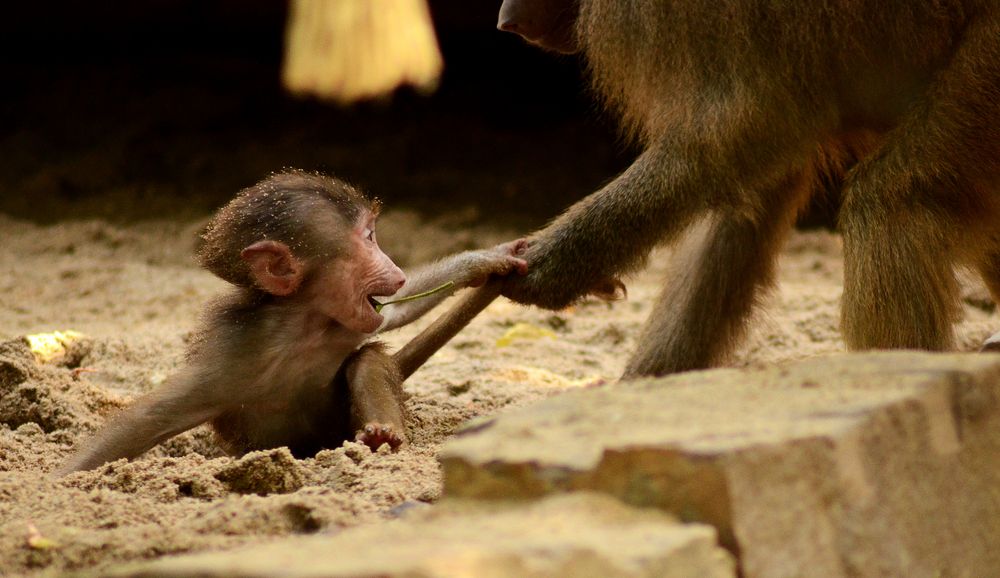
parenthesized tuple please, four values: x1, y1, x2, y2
(103, 493, 734, 578)
(441, 353, 1000, 578)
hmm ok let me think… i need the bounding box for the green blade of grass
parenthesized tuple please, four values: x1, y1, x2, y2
(373, 281, 455, 313)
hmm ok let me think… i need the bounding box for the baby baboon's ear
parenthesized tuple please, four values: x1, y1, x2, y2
(240, 240, 305, 296)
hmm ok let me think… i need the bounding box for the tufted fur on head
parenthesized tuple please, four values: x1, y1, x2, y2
(199, 171, 380, 288)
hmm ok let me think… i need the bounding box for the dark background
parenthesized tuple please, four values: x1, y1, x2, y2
(0, 1, 631, 228)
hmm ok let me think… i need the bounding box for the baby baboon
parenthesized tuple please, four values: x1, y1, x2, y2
(59, 171, 527, 474)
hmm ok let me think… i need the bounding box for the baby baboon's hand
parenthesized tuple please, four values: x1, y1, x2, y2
(465, 239, 529, 287)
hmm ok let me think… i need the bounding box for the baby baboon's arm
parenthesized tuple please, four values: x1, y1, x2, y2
(58, 368, 221, 475)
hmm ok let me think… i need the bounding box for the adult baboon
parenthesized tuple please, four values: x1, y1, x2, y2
(499, 0, 1000, 377)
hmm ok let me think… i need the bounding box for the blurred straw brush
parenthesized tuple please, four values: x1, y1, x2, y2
(282, 0, 444, 103)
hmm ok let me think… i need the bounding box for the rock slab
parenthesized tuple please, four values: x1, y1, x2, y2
(441, 353, 1000, 578)
(104, 494, 734, 578)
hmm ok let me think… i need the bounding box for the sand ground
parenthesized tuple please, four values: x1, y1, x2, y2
(1, 209, 997, 577)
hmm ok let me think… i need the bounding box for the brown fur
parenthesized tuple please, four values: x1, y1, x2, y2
(500, 0, 1000, 376)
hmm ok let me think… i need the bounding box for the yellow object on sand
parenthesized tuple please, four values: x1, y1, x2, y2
(283, 0, 444, 103)
(25, 330, 88, 364)
(26, 523, 59, 551)
(496, 323, 559, 348)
